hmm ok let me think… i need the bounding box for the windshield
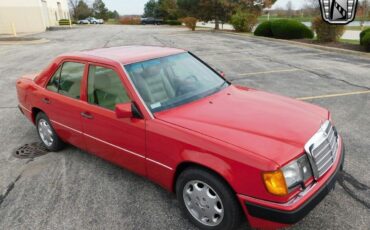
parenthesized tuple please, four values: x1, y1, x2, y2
(125, 52, 228, 113)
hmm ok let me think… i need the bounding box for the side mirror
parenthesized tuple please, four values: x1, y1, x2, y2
(115, 103, 132, 119)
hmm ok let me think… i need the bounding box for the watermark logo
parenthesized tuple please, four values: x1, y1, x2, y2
(319, 0, 359, 25)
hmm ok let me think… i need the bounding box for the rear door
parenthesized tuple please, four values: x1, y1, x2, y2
(43, 61, 87, 150)
(79, 63, 146, 176)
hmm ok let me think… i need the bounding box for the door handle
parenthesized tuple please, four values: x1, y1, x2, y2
(81, 112, 94, 119)
(42, 98, 50, 104)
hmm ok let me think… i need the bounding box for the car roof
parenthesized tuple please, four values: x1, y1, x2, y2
(66, 46, 186, 65)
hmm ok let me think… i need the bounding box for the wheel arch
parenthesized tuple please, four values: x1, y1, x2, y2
(31, 107, 44, 124)
(172, 161, 236, 196)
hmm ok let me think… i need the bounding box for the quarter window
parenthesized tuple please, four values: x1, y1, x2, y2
(87, 65, 130, 110)
(46, 67, 61, 92)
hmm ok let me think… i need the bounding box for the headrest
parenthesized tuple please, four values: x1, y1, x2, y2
(143, 64, 161, 77)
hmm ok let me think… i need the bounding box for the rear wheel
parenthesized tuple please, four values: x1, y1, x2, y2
(176, 167, 243, 230)
(36, 112, 65, 152)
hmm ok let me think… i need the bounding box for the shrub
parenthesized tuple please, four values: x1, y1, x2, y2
(360, 28, 370, 45)
(59, 19, 71, 26)
(230, 10, 258, 32)
(165, 20, 182, 26)
(361, 32, 370, 52)
(254, 21, 273, 37)
(312, 16, 345, 42)
(180, 17, 197, 31)
(271, 19, 313, 39)
(119, 16, 141, 25)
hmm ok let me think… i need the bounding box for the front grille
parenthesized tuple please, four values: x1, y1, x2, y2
(304, 121, 339, 179)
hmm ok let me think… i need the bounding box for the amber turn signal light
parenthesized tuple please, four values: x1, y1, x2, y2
(263, 170, 288, 196)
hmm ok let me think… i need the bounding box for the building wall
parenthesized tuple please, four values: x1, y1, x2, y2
(0, 0, 70, 35)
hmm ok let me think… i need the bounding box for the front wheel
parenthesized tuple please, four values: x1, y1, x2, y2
(36, 112, 65, 152)
(176, 167, 243, 230)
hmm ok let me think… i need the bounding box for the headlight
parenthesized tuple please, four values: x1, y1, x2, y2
(263, 155, 313, 196)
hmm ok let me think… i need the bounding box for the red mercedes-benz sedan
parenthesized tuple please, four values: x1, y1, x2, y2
(16, 46, 344, 230)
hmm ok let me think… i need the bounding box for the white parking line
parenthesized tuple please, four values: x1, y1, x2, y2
(237, 63, 370, 76)
(297, 90, 370, 100)
(237, 67, 326, 76)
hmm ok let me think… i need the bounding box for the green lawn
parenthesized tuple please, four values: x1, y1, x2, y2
(106, 19, 119, 24)
(258, 15, 313, 23)
(345, 26, 370, 31)
(339, 39, 360, 45)
(258, 15, 370, 24)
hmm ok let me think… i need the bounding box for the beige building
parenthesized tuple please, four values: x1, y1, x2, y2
(0, 0, 70, 35)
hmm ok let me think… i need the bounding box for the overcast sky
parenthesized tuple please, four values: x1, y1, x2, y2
(101, 0, 307, 16)
(272, 0, 306, 10)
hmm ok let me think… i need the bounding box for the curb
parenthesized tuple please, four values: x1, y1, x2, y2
(0, 38, 49, 45)
(207, 30, 370, 59)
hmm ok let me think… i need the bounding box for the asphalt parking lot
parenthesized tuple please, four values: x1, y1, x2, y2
(0, 25, 369, 229)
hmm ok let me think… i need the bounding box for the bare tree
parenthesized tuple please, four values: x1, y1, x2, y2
(69, 0, 79, 19)
(303, 0, 320, 16)
(286, 0, 293, 17)
(361, 0, 369, 28)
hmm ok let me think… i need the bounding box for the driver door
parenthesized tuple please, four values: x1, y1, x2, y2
(80, 63, 146, 176)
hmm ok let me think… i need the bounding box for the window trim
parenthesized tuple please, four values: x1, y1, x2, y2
(121, 65, 154, 119)
(44, 59, 87, 101)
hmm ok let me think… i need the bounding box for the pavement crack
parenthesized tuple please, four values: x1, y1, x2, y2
(262, 56, 370, 91)
(103, 29, 123, 48)
(337, 171, 370, 210)
(298, 68, 370, 91)
(0, 174, 22, 207)
(151, 35, 175, 47)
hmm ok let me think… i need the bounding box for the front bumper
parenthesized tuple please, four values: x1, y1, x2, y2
(239, 138, 345, 229)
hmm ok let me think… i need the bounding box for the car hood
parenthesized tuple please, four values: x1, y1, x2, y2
(155, 85, 329, 166)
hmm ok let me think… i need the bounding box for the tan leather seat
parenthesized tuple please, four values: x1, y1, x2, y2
(132, 65, 175, 105)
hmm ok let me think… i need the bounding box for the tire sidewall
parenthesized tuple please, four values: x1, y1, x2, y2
(36, 112, 63, 152)
(176, 168, 242, 230)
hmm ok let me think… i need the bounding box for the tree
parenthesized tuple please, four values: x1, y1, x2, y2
(69, 0, 79, 19)
(107, 10, 120, 19)
(93, 0, 109, 20)
(360, 0, 369, 28)
(144, 0, 178, 19)
(71, 0, 91, 20)
(159, 0, 178, 20)
(200, 0, 234, 30)
(144, 0, 159, 17)
(177, 0, 200, 18)
(303, 0, 320, 16)
(178, 0, 233, 30)
(230, 0, 277, 14)
(286, 0, 293, 17)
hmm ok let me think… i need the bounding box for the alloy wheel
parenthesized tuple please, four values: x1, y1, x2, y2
(183, 180, 224, 227)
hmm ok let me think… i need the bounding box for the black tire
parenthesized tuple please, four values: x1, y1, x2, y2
(176, 167, 243, 230)
(35, 112, 65, 152)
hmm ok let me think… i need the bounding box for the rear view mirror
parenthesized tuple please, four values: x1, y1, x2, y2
(115, 103, 132, 118)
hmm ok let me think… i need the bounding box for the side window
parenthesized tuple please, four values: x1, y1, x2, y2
(87, 65, 130, 110)
(46, 66, 62, 92)
(58, 62, 85, 99)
